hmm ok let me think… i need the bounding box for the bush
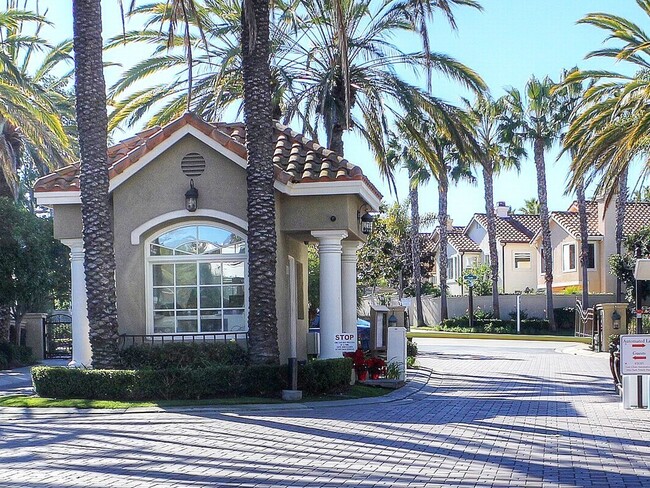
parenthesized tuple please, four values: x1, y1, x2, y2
(32, 358, 354, 400)
(437, 317, 556, 335)
(407, 338, 418, 357)
(299, 358, 353, 395)
(119, 341, 247, 369)
(553, 307, 575, 330)
(0, 343, 34, 370)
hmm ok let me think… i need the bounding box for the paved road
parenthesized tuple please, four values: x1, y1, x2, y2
(0, 339, 648, 487)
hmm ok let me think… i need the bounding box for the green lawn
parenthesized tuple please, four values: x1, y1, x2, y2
(0, 385, 392, 409)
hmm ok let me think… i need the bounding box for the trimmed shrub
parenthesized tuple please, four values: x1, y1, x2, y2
(437, 317, 564, 335)
(0, 344, 34, 370)
(119, 341, 247, 369)
(407, 338, 418, 358)
(299, 358, 353, 395)
(32, 358, 353, 400)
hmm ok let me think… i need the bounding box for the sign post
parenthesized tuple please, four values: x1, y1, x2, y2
(465, 273, 477, 328)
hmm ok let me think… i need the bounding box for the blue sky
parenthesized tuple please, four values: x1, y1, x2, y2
(41, 0, 642, 225)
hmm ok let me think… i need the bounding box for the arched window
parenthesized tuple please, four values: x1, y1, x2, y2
(147, 224, 247, 334)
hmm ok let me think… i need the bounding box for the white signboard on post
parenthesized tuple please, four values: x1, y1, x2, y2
(620, 335, 650, 375)
(334, 333, 357, 352)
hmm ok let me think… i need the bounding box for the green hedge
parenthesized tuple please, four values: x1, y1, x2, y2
(119, 341, 248, 369)
(438, 317, 560, 335)
(31, 358, 353, 400)
(0, 344, 34, 370)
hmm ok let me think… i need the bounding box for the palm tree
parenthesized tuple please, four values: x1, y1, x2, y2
(518, 198, 540, 215)
(502, 76, 564, 330)
(398, 111, 476, 321)
(0, 7, 75, 199)
(106, 0, 305, 129)
(385, 133, 432, 325)
(72, 0, 121, 368)
(241, 0, 280, 364)
(286, 0, 485, 157)
(464, 94, 524, 318)
(564, 3, 650, 195)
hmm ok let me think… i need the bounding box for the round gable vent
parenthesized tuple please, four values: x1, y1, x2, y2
(181, 152, 206, 177)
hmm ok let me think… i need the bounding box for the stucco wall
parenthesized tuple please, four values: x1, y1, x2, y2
(502, 243, 538, 293)
(112, 134, 249, 334)
(280, 194, 367, 242)
(52, 204, 83, 240)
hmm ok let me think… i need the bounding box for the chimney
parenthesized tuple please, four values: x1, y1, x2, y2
(495, 201, 510, 218)
(446, 218, 454, 231)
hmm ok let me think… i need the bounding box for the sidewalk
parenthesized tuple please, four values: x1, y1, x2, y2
(0, 359, 67, 397)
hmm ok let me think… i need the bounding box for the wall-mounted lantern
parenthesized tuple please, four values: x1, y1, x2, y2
(360, 211, 374, 235)
(185, 179, 198, 212)
(612, 309, 621, 330)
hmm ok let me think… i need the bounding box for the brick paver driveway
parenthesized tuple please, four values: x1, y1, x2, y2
(1, 338, 649, 487)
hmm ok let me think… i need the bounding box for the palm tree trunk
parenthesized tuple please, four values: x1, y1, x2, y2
(534, 138, 555, 330)
(615, 166, 628, 302)
(438, 175, 449, 322)
(242, 0, 280, 364)
(409, 180, 425, 326)
(329, 123, 344, 156)
(576, 179, 589, 309)
(482, 164, 500, 318)
(73, 0, 120, 368)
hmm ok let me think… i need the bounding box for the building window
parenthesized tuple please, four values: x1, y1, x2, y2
(148, 224, 247, 334)
(587, 243, 596, 269)
(514, 252, 531, 269)
(465, 255, 479, 269)
(562, 243, 576, 272)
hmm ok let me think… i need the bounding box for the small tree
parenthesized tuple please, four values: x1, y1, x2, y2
(0, 198, 70, 343)
(457, 263, 492, 296)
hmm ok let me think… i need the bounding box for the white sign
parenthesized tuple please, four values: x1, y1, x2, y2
(334, 333, 357, 352)
(620, 335, 650, 375)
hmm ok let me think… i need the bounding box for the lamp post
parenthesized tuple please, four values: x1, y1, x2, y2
(465, 273, 477, 329)
(632, 248, 650, 408)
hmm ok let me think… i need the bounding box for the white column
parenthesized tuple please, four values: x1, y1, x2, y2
(312, 230, 348, 359)
(341, 241, 360, 335)
(61, 239, 92, 367)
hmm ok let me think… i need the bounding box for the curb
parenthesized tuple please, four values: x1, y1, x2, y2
(0, 368, 435, 417)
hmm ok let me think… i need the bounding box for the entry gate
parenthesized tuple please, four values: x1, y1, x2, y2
(43, 313, 72, 359)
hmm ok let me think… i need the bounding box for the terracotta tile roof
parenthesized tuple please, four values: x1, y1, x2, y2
(551, 201, 601, 239)
(622, 202, 650, 235)
(473, 214, 540, 243)
(34, 113, 382, 200)
(447, 227, 481, 252)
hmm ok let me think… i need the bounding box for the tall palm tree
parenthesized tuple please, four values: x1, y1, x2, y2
(398, 111, 476, 321)
(241, 0, 280, 364)
(72, 0, 120, 368)
(386, 133, 432, 326)
(287, 0, 485, 157)
(464, 94, 524, 318)
(502, 76, 564, 330)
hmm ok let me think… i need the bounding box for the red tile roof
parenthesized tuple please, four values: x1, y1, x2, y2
(34, 113, 382, 200)
(472, 213, 541, 243)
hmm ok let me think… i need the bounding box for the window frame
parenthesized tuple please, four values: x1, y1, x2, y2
(587, 242, 596, 270)
(562, 243, 577, 272)
(513, 251, 532, 270)
(144, 221, 248, 335)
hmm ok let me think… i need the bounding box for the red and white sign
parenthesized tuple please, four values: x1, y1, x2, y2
(620, 335, 650, 375)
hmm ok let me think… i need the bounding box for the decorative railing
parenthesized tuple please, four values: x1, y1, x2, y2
(575, 299, 594, 338)
(119, 332, 249, 349)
